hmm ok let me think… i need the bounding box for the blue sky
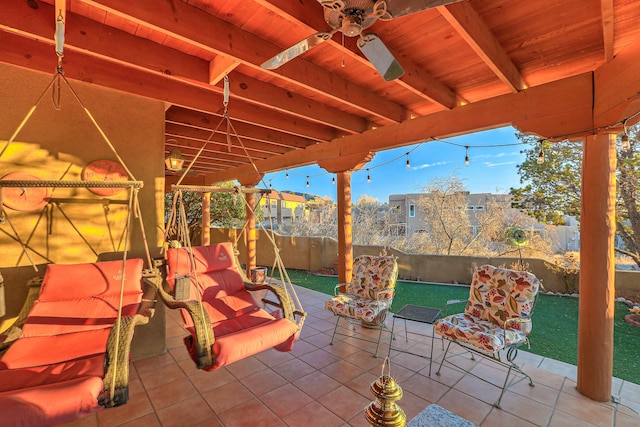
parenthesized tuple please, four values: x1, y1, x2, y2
(262, 126, 529, 203)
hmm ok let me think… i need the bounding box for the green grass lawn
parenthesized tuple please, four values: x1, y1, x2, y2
(283, 269, 640, 385)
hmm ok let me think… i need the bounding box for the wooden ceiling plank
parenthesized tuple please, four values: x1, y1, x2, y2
(440, 2, 527, 93)
(204, 72, 594, 183)
(165, 120, 311, 154)
(209, 55, 240, 85)
(84, 0, 407, 123)
(165, 139, 268, 164)
(166, 107, 315, 149)
(225, 72, 369, 134)
(256, 0, 458, 109)
(1, 1, 365, 135)
(600, 0, 614, 63)
(0, 0, 209, 82)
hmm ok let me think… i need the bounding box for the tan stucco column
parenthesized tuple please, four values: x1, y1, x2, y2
(245, 188, 257, 277)
(577, 133, 617, 402)
(202, 192, 210, 246)
(337, 172, 353, 289)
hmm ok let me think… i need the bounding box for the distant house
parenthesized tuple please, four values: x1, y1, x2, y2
(388, 192, 580, 253)
(259, 190, 310, 226)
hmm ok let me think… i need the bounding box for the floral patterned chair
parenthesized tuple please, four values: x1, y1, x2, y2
(324, 253, 398, 357)
(434, 264, 541, 408)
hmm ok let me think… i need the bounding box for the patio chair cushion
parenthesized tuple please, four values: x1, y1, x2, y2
(345, 254, 397, 300)
(325, 254, 398, 325)
(434, 313, 529, 352)
(324, 294, 393, 324)
(434, 264, 540, 353)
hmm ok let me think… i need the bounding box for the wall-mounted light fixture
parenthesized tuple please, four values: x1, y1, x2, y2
(165, 149, 185, 172)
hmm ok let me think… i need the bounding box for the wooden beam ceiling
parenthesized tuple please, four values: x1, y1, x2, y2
(83, 0, 408, 124)
(205, 72, 595, 183)
(255, 0, 460, 110)
(440, 1, 527, 92)
(0, 0, 365, 136)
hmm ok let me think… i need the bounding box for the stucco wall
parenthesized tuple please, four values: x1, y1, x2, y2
(208, 228, 639, 298)
(0, 63, 166, 359)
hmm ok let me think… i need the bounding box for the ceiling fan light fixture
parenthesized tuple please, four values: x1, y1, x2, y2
(165, 149, 185, 172)
(341, 14, 363, 37)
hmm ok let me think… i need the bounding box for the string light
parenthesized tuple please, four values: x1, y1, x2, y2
(263, 111, 640, 191)
(621, 133, 630, 150)
(621, 120, 630, 150)
(537, 140, 545, 164)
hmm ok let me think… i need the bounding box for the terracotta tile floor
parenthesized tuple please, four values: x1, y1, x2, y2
(63, 286, 640, 427)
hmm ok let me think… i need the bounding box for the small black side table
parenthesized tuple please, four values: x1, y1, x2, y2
(390, 304, 442, 375)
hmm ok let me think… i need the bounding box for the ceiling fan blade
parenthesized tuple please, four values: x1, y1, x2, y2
(357, 34, 404, 81)
(384, 0, 464, 18)
(261, 31, 335, 70)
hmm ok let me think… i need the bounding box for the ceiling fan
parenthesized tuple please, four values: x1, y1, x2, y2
(261, 0, 463, 81)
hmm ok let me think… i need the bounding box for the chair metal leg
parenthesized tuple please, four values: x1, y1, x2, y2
(374, 324, 384, 358)
(329, 315, 341, 345)
(435, 340, 452, 376)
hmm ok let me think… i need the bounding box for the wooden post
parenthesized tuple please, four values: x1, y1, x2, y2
(201, 192, 210, 246)
(245, 188, 257, 277)
(577, 133, 616, 402)
(337, 172, 353, 290)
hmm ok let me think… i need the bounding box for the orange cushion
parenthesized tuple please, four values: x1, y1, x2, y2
(23, 259, 143, 337)
(0, 376, 104, 427)
(201, 316, 298, 371)
(166, 243, 240, 294)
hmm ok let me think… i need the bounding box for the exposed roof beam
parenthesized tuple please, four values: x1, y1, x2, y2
(0, 31, 338, 143)
(166, 109, 315, 150)
(209, 56, 239, 86)
(600, 0, 615, 63)
(0, 0, 365, 135)
(205, 72, 594, 183)
(84, 0, 407, 124)
(256, 0, 458, 109)
(440, 1, 527, 92)
(594, 39, 640, 129)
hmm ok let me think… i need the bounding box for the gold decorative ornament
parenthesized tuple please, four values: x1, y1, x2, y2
(365, 357, 406, 427)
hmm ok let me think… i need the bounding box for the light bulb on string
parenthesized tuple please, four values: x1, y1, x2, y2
(464, 146, 470, 167)
(405, 153, 411, 169)
(306, 176, 309, 188)
(286, 171, 289, 179)
(621, 121, 630, 150)
(332, 175, 336, 185)
(537, 140, 545, 164)
(367, 169, 371, 183)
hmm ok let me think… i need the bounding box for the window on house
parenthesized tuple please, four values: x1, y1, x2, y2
(409, 204, 416, 217)
(467, 205, 475, 210)
(475, 205, 484, 210)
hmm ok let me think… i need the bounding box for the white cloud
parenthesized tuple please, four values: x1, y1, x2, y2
(413, 161, 448, 170)
(483, 161, 518, 167)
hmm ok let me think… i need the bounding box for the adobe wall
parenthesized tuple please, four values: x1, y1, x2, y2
(209, 228, 639, 298)
(0, 63, 166, 359)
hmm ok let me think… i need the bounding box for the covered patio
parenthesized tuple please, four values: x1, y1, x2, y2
(1, 0, 640, 414)
(61, 285, 640, 426)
